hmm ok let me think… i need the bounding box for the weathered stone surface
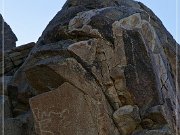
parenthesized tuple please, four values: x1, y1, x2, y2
(123, 30, 161, 113)
(0, 42, 35, 76)
(30, 82, 119, 135)
(113, 105, 141, 135)
(4, 0, 179, 134)
(68, 40, 97, 64)
(0, 14, 17, 51)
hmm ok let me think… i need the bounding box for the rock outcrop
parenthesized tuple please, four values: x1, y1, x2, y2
(0, 14, 17, 51)
(1, 0, 180, 135)
(1, 42, 35, 76)
(0, 43, 35, 135)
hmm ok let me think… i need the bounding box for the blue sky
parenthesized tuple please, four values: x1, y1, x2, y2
(0, 0, 179, 46)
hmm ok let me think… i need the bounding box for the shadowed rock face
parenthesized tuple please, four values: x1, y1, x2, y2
(3, 0, 180, 135)
(0, 14, 17, 51)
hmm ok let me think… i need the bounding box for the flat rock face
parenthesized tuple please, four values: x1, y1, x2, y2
(30, 82, 118, 135)
(4, 0, 180, 135)
(0, 14, 17, 51)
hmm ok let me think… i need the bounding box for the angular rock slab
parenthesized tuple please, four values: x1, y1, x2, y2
(30, 82, 118, 135)
(123, 30, 161, 113)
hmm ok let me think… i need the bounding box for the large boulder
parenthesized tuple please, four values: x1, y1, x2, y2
(7, 0, 180, 134)
(0, 14, 17, 51)
(30, 82, 119, 135)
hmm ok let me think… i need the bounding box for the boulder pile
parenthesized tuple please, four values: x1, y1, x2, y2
(1, 0, 180, 135)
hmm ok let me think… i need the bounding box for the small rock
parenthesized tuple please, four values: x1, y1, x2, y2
(113, 105, 141, 135)
(118, 13, 142, 30)
(68, 39, 97, 64)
